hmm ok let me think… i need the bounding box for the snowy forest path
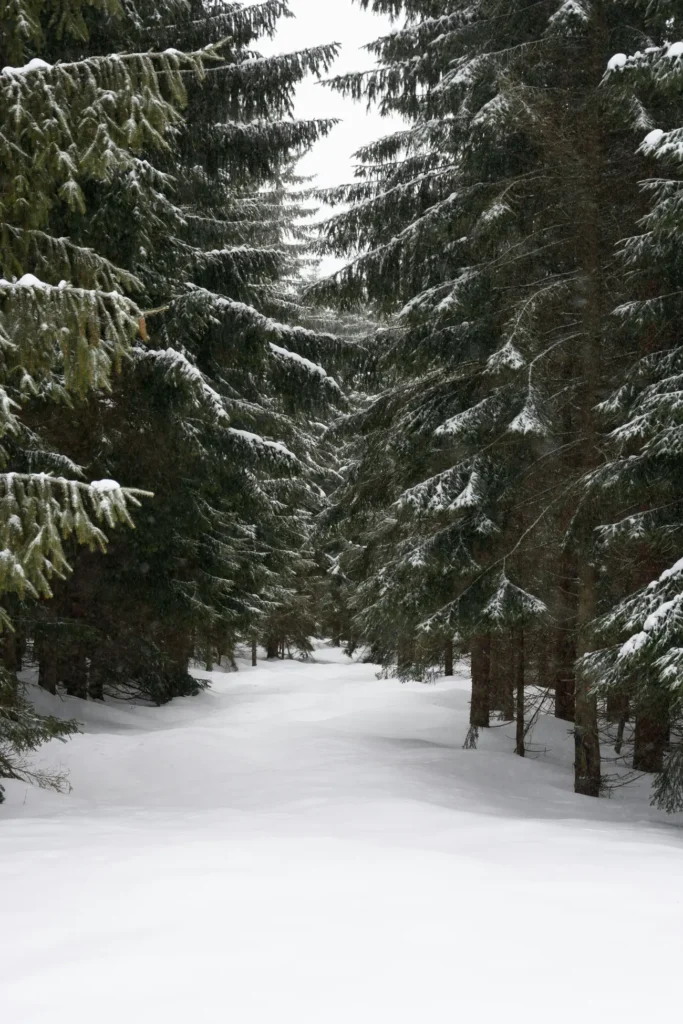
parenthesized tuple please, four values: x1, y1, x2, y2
(1, 645, 682, 1022)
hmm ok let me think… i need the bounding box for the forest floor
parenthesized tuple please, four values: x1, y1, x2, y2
(1, 643, 682, 1022)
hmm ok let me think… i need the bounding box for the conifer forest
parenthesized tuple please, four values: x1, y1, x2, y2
(2, 3, 683, 1018)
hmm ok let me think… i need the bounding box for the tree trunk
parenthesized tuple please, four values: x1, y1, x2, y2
(88, 652, 105, 701)
(554, 559, 577, 722)
(165, 627, 193, 674)
(444, 637, 454, 677)
(490, 633, 514, 719)
(2, 631, 22, 673)
(63, 643, 88, 700)
(571, 1, 611, 799)
(610, 691, 630, 755)
(397, 634, 415, 677)
(38, 643, 58, 695)
(515, 629, 526, 757)
(470, 633, 491, 728)
(606, 688, 629, 723)
(536, 629, 549, 688)
(251, 636, 258, 667)
(633, 705, 669, 773)
(574, 561, 601, 797)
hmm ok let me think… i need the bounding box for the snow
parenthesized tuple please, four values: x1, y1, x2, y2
(607, 53, 628, 71)
(0, 274, 54, 290)
(90, 479, 121, 493)
(619, 630, 649, 657)
(1, 645, 682, 1023)
(228, 427, 295, 459)
(666, 41, 683, 58)
(644, 598, 677, 632)
(549, 1, 589, 27)
(659, 556, 683, 582)
(508, 399, 546, 436)
(1, 57, 52, 76)
(642, 128, 665, 151)
(15, 273, 49, 289)
(269, 341, 328, 378)
(486, 341, 525, 372)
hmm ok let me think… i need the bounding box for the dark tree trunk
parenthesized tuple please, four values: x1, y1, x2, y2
(397, 635, 415, 677)
(488, 635, 501, 712)
(609, 690, 630, 754)
(633, 705, 669, 773)
(536, 629, 549, 688)
(607, 688, 629, 723)
(165, 627, 193, 674)
(2, 631, 22, 673)
(554, 567, 577, 722)
(571, 4, 610, 799)
(515, 629, 526, 757)
(38, 645, 58, 695)
(615, 715, 627, 757)
(574, 561, 601, 797)
(251, 636, 258, 667)
(470, 633, 491, 728)
(444, 637, 454, 677)
(63, 644, 88, 700)
(88, 653, 105, 701)
(490, 633, 514, 719)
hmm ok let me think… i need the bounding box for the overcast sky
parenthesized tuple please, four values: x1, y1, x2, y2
(262, 0, 402, 190)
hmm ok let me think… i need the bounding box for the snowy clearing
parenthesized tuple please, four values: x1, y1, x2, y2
(1, 645, 682, 1023)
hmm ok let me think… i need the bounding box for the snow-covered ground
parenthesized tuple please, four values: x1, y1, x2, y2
(2, 645, 682, 1022)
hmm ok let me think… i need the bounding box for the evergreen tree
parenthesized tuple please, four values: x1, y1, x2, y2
(315, 0, 683, 797)
(0, 0, 216, 796)
(10, 1, 349, 704)
(583, 32, 683, 808)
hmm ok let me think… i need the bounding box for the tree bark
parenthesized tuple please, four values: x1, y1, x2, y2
(606, 688, 629, 723)
(2, 631, 22, 674)
(63, 643, 88, 700)
(37, 638, 58, 695)
(444, 637, 454, 677)
(397, 635, 415, 677)
(515, 629, 526, 757)
(251, 636, 258, 667)
(536, 628, 549, 688)
(609, 691, 630, 754)
(166, 627, 193, 674)
(490, 632, 514, 719)
(574, 561, 601, 797)
(554, 559, 577, 722)
(88, 652, 105, 701)
(470, 633, 491, 728)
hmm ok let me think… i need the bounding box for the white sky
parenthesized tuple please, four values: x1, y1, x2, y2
(262, 0, 402, 190)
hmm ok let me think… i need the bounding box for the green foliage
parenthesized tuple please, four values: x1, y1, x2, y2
(0, 0, 204, 791)
(315, 0, 683, 807)
(6, 1, 348, 717)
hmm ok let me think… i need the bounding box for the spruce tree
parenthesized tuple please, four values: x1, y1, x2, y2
(0, 0, 215, 795)
(315, 0, 683, 797)
(12, 1, 349, 703)
(583, 31, 683, 808)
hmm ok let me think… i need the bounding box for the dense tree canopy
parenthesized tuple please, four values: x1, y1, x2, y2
(4, 0, 683, 814)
